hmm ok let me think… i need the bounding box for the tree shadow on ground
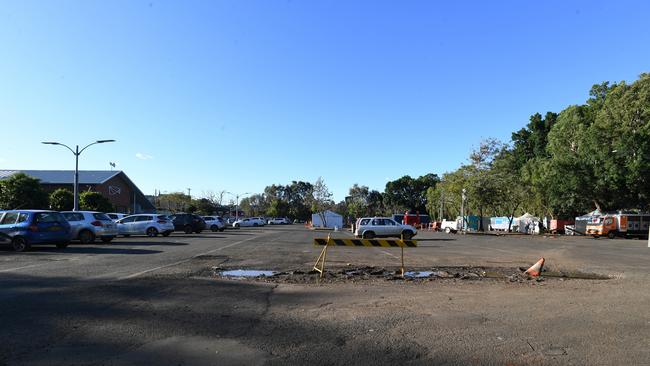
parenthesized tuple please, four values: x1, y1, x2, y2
(0, 272, 461, 366)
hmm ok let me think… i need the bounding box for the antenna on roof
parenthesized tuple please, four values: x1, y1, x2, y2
(109, 162, 116, 171)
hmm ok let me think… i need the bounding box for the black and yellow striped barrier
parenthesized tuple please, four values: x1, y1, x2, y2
(312, 235, 417, 278)
(313, 238, 417, 247)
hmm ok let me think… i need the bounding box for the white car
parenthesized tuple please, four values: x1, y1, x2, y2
(267, 217, 291, 225)
(203, 216, 225, 232)
(354, 217, 417, 239)
(232, 217, 265, 228)
(106, 213, 128, 222)
(116, 214, 174, 237)
(250, 217, 266, 226)
(62, 211, 118, 244)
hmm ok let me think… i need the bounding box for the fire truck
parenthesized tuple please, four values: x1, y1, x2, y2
(586, 212, 650, 239)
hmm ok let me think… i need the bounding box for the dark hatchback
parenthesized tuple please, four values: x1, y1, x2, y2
(168, 213, 206, 234)
(0, 210, 72, 252)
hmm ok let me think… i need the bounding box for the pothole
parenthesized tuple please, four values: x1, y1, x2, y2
(209, 266, 612, 284)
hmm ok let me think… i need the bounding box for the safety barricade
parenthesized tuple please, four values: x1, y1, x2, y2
(312, 234, 417, 278)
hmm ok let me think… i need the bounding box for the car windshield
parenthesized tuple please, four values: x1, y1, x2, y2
(93, 213, 112, 221)
(35, 212, 64, 223)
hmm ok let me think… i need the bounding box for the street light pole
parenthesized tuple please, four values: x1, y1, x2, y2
(226, 192, 250, 221)
(42, 140, 115, 211)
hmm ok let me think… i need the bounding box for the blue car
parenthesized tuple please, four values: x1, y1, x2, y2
(0, 210, 72, 252)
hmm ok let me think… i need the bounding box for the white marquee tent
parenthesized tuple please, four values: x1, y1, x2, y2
(311, 210, 343, 229)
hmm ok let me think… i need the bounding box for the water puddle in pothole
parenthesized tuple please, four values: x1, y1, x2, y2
(219, 270, 276, 278)
(404, 271, 440, 278)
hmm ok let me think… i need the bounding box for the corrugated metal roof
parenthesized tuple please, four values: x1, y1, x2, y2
(0, 170, 121, 184)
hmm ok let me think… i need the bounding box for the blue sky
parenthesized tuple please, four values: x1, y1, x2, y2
(1, 0, 649, 201)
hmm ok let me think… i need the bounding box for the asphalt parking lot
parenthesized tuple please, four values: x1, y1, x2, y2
(1, 226, 649, 365)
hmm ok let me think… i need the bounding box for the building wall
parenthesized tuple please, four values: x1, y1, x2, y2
(40, 176, 134, 213)
(95, 175, 133, 213)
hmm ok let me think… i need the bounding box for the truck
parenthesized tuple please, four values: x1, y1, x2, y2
(441, 217, 461, 233)
(586, 213, 650, 239)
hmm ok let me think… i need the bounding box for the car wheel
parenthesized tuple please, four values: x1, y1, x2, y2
(363, 231, 375, 239)
(79, 230, 95, 244)
(184, 225, 193, 234)
(123, 234, 130, 237)
(211, 225, 219, 232)
(401, 231, 414, 240)
(219, 228, 225, 232)
(56, 242, 69, 249)
(100, 237, 113, 243)
(146, 227, 159, 237)
(607, 231, 616, 239)
(445, 227, 451, 234)
(162, 231, 171, 237)
(253, 223, 258, 227)
(12, 237, 30, 252)
(234, 224, 240, 229)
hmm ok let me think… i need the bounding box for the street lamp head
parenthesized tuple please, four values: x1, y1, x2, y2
(96, 139, 116, 143)
(41, 141, 60, 145)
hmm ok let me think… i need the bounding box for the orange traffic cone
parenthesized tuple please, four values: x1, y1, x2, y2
(525, 258, 545, 276)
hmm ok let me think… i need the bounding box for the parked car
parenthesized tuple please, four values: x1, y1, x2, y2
(62, 211, 118, 243)
(116, 214, 174, 237)
(268, 217, 291, 225)
(168, 213, 206, 233)
(106, 213, 128, 222)
(203, 216, 225, 232)
(0, 210, 71, 252)
(250, 217, 266, 226)
(232, 217, 265, 228)
(354, 217, 417, 239)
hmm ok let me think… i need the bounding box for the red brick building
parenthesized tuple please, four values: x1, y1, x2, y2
(0, 170, 155, 213)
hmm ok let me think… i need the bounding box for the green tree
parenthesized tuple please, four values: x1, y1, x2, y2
(0, 173, 48, 210)
(311, 177, 333, 227)
(465, 139, 504, 230)
(158, 192, 191, 212)
(266, 198, 290, 218)
(346, 184, 369, 218)
(49, 188, 74, 211)
(79, 191, 114, 212)
(194, 198, 216, 215)
(384, 174, 439, 213)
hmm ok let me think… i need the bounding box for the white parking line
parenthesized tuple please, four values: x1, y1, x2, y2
(0, 263, 50, 273)
(379, 250, 399, 259)
(118, 234, 267, 280)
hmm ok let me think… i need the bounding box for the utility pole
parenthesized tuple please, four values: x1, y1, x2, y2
(439, 190, 444, 222)
(461, 188, 467, 233)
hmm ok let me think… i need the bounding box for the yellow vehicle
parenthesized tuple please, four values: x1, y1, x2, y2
(586, 213, 650, 239)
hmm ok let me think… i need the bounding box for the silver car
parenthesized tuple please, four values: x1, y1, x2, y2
(354, 217, 417, 239)
(117, 214, 174, 237)
(203, 216, 225, 232)
(106, 213, 128, 222)
(62, 211, 118, 244)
